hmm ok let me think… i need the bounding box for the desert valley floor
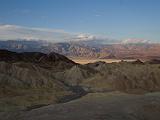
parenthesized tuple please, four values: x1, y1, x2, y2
(70, 58, 136, 64)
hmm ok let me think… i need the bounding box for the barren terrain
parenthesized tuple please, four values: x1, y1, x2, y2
(0, 50, 160, 120)
(1, 92, 160, 120)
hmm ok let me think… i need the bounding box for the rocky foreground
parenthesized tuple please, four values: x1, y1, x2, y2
(0, 50, 160, 120)
(1, 92, 160, 120)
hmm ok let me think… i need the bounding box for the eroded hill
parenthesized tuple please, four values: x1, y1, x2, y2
(0, 50, 78, 111)
(0, 50, 160, 120)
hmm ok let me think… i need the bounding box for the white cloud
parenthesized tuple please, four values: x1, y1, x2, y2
(74, 34, 95, 41)
(0, 24, 119, 44)
(0, 24, 75, 42)
(121, 38, 151, 44)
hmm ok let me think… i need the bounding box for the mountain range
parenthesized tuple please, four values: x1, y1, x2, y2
(0, 40, 160, 60)
(0, 24, 159, 60)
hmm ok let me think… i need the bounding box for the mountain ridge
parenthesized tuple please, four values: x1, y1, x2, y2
(1, 40, 159, 59)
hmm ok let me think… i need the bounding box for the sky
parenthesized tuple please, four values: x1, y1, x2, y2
(0, 0, 160, 42)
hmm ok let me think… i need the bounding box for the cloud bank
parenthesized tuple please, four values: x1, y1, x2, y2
(121, 38, 151, 44)
(0, 24, 75, 42)
(0, 24, 114, 43)
(0, 24, 152, 44)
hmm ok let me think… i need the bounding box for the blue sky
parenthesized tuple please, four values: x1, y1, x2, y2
(0, 0, 160, 42)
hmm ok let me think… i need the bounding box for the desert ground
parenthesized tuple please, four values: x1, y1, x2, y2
(70, 58, 136, 64)
(1, 92, 160, 120)
(0, 50, 160, 120)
